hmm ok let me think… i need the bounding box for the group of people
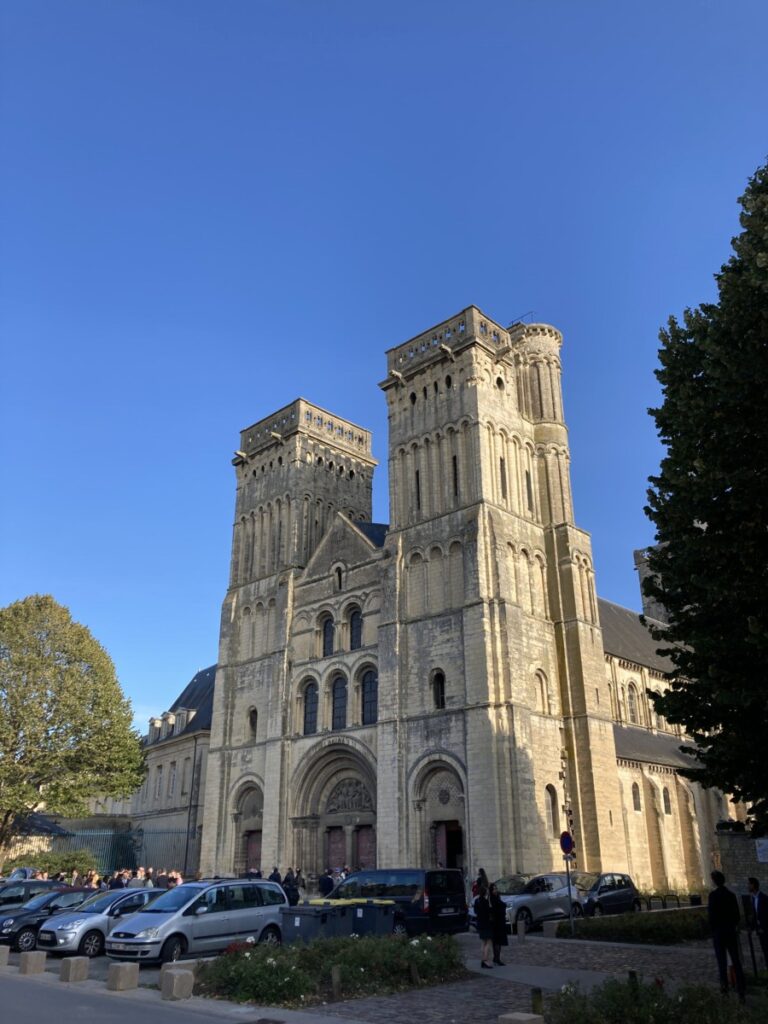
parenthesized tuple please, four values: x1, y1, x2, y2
(472, 868, 507, 969)
(318, 865, 352, 896)
(28, 866, 186, 891)
(708, 871, 768, 1003)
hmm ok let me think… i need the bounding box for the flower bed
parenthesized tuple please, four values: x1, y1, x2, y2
(555, 906, 710, 944)
(195, 933, 468, 1006)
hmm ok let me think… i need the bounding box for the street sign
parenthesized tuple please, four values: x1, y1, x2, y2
(560, 831, 575, 855)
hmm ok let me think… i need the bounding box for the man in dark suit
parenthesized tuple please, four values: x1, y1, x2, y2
(748, 876, 768, 969)
(708, 870, 745, 1002)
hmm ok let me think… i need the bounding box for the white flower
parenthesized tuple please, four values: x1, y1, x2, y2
(267, 957, 277, 967)
(410, 938, 420, 946)
(245, 935, 256, 944)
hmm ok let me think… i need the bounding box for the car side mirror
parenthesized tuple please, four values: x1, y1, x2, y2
(196, 906, 208, 915)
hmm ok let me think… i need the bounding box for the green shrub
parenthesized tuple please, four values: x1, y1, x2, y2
(556, 907, 710, 944)
(546, 978, 766, 1024)
(196, 933, 467, 1006)
(1, 849, 97, 879)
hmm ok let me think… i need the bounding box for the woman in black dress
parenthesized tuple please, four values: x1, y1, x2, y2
(474, 883, 494, 968)
(489, 882, 508, 965)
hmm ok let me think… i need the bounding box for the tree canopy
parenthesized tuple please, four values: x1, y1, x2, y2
(0, 595, 145, 848)
(644, 160, 768, 823)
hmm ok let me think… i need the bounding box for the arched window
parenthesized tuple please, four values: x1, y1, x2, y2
(321, 616, 334, 657)
(663, 787, 672, 815)
(545, 785, 560, 837)
(361, 669, 378, 725)
(303, 682, 318, 736)
(536, 671, 550, 714)
(632, 782, 641, 812)
(248, 707, 258, 738)
(331, 676, 347, 731)
(432, 671, 446, 710)
(627, 684, 639, 725)
(349, 608, 363, 651)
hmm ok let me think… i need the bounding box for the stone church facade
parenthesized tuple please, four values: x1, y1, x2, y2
(198, 305, 720, 889)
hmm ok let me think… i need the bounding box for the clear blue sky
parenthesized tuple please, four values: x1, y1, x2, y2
(1, 1, 765, 728)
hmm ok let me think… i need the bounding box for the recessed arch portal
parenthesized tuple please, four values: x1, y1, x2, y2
(290, 743, 377, 875)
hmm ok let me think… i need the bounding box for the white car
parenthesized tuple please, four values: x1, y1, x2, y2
(470, 873, 583, 932)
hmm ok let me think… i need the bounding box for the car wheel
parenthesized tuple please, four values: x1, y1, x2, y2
(593, 903, 604, 917)
(160, 935, 186, 963)
(79, 930, 104, 957)
(259, 926, 281, 946)
(571, 903, 583, 918)
(633, 899, 642, 913)
(515, 908, 533, 933)
(14, 927, 37, 953)
(392, 919, 409, 936)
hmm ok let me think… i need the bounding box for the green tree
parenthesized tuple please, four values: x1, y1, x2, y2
(0, 595, 145, 848)
(644, 160, 768, 823)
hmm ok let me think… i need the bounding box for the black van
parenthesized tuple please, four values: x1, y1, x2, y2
(328, 869, 467, 936)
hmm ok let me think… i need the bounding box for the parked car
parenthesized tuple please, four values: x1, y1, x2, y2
(573, 872, 641, 916)
(37, 886, 164, 957)
(469, 873, 583, 933)
(0, 887, 91, 952)
(0, 880, 61, 913)
(2, 868, 42, 881)
(105, 879, 288, 964)
(327, 868, 468, 936)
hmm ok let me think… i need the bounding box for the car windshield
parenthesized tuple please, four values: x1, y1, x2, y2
(494, 875, 533, 896)
(21, 891, 58, 911)
(141, 884, 205, 913)
(571, 872, 599, 892)
(76, 891, 127, 914)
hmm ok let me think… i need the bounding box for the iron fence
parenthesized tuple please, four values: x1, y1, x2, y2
(1, 828, 199, 877)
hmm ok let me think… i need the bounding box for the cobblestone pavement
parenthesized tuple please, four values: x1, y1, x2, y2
(312, 975, 535, 1024)
(485, 934, 716, 985)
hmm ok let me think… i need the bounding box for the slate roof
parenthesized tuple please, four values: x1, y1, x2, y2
(597, 598, 674, 675)
(17, 812, 73, 837)
(612, 723, 694, 770)
(160, 664, 216, 738)
(354, 522, 389, 548)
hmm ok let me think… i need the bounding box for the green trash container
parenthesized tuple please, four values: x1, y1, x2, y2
(347, 900, 394, 936)
(281, 904, 339, 944)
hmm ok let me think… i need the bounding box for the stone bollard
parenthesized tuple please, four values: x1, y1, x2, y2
(19, 951, 46, 975)
(60, 957, 89, 983)
(160, 959, 199, 982)
(107, 961, 139, 991)
(542, 920, 559, 938)
(498, 1015, 545, 1024)
(0, 946, 10, 968)
(161, 968, 195, 1001)
(516, 918, 526, 943)
(531, 988, 544, 1015)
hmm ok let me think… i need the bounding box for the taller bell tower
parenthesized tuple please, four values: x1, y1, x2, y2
(377, 306, 626, 875)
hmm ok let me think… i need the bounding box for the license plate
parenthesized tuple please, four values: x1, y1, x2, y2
(440, 907, 456, 915)
(110, 943, 127, 950)
(39, 933, 53, 943)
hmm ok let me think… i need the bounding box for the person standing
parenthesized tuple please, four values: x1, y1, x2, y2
(489, 883, 509, 966)
(472, 867, 489, 899)
(268, 866, 282, 884)
(318, 867, 334, 897)
(708, 870, 745, 1002)
(748, 876, 768, 969)
(474, 883, 494, 969)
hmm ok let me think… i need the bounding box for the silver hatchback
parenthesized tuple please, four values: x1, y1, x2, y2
(105, 879, 287, 964)
(37, 887, 162, 957)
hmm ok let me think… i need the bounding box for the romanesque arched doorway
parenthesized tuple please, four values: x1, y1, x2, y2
(233, 784, 264, 876)
(412, 761, 466, 870)
(291, 743, 376, 876)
